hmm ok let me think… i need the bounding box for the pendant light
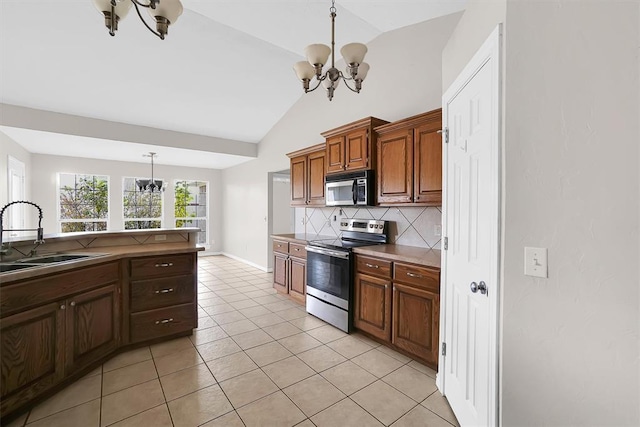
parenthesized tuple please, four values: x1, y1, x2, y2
(136, 152, 165, 192)
(93, 0, 183, 40)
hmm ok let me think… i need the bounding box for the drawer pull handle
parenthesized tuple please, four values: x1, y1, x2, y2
(155, 288, 174, 294)
(406, 272, 423, 278)
(294, 248, 300, 251)
(155, 318, 174, 325)
(365, 263, 379, 269)
(155, 262, 174, 268)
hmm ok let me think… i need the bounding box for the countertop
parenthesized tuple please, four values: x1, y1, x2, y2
(271, 233, 335, 243)
(2, 227, 201, 244)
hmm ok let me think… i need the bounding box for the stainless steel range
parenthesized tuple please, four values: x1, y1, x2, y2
(305, 218, 388, 333)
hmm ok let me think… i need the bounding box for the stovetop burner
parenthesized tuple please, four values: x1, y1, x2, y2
(308, 237, 384, 250)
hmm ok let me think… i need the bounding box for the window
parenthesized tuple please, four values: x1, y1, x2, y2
(123, 177, 163, 229)
(174, 180, 208, 245)
(58, 173, 109, 232)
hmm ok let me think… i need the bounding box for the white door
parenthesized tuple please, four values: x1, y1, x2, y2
(440, 26, 501, 426)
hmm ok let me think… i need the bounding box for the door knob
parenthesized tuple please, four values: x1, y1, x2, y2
(478, 281, 488, 295)
(470, 282, 478, 293)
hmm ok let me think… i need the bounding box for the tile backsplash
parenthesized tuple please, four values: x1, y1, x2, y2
(294, 206, 442, 250)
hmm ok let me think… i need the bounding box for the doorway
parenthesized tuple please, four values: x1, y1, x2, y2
(267, 169, 294, 270)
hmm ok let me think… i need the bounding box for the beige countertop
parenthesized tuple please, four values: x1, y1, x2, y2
(353, 244, 441, 269)
(271, 233, 335, 244)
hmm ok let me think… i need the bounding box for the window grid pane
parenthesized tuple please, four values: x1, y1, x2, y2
(123, 177, 163, 229)
(58, 173, 109, 232)
(174, 180, 208, 245)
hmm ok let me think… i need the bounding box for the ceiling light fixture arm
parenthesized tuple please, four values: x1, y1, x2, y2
(130, 0, 164, 39)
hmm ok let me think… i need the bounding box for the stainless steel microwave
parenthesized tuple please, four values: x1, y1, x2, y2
(325, 170, 374, 206)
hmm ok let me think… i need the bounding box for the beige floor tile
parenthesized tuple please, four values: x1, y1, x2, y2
(26, 398, 100, 427)
(421, 392, 459, 426)
(214, 289, 240, 296)
(189, 325, 228, 345)
(243, 290, 271, 299)
(407, 360, 437, 379)
(351, 332, 384, 348)
(351, 380, 417, 426)
(391, 405, 453, 427)
(252, 295, 281, 305)
(311, 398, 384, 427)
(232, 328, 274, 349)
(221, 293, 250, 303)
(230, 299, 260, 310)
(297, 345, 346, 372)
(382, 365, 437, 402)
(103, 347, 152, 372)
(84, 366, 103, 378)
(167, 384, 234, 427)
(294, 420, 315, 427)
(237, 391, 306, 427)
(100, 379, 165, 427)
(251, 312, 286, 328)
(211, 310, 247, 325)
(154, 346, 203, 377)
(199, 298, 228, 309)
(205, 351, 258, 382)
(200, 410, 245, 427)
(109, 404, 173, 427)
(263, 301, 297, 312)
(306, 325, 348, 343)
(238, 305, 272, 318)
(262, 322, 302, 339)
(327, 335, 373, 359)
(149, 337, 194, 359)
(194, 316, 218, 331)
(245, 341, 293, 367)
(278, 333, 323, 354)
(262, 356, 316, 388)
(288, 316, 328, 331)
(197, 337, 242, 362)
(29, 374, 102, 422)
(276, 307, 308, 321)
(205, 303, 236, 316)
(160, 363, 216, 401)
(198, 308, 210, 318)
(321, 361, 377, 395)
(5, 411, 28, 427)
(102, 359, 158, 396)
(352, 349, 405, 378)
(376, 345, 413, 364)
(219, 370, 279, 408)
(283, 375, 346, 417)
(220, 319, 259, 335)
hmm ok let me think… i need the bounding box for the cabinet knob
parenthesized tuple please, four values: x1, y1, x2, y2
(60, 304, 66, 310)
(415, 196, 420, 201)
(70, 301, 76, 307)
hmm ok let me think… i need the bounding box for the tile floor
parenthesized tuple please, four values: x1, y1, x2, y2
(6, 255, 459, 427)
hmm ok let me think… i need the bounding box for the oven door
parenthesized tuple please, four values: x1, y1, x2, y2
(305, 245, 351, 308)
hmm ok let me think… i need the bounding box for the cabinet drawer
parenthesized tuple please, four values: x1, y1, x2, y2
(130, 274, 195, 313)
(130, 303, 196, 343)
(289, 243, 307, 259)
(393, 263, 440, 292)
(273, 240, 289, 254)
(356, 255, 392, 279)
(129, 254, 194, 280)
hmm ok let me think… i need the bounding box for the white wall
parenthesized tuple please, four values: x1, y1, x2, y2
(221, 12, 463, 268)
(0, 131, 32, 226)
(500, 1, 639, 425)
(28, 154, 223, 252)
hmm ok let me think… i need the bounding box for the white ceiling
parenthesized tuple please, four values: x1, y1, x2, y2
(0, 0, 466, 167)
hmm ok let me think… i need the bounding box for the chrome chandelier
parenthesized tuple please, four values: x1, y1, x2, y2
(136, 152, 165, 193)
(293, 0, 370, 101)
(93, 0, 183, 40)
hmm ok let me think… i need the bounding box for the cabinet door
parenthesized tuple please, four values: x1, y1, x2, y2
(307, 150, 326, 206)
(1, 302, 65, 415)
(326, 135, 345, 173)
(377, 129, 414, 204)
(289, 257, 306, 304)
(273, 253, 289, 294)
(354, 273, 392, 341)
(392, 283, 439, 367)
(413, 124, 442, 205)
(290, 155, 308, 206)
(345, 128, 369, 171)
(66, 284, 120, 373)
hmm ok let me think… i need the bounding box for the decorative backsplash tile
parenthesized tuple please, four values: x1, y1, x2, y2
(295, 206, 442, 250)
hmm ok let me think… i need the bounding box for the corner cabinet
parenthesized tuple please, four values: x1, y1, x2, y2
(375, 109, 442, 206)
(322, 117, 389, 175)
(272, 238, 307, 305)
(288, 144, 326, 207)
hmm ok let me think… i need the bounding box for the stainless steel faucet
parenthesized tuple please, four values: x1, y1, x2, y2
(0, 200, 45, 258)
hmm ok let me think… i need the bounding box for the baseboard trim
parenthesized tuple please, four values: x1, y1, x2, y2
(220, 252, 271, 272)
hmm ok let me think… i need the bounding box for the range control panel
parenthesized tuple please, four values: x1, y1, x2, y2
(339, 218, 387, 234)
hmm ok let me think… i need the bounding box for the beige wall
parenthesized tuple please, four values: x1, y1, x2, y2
(221, 12, 463, 268)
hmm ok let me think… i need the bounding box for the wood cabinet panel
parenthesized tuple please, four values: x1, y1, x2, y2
(307, 150, 326, 206)
(273, 240, 289, 255)
(393, 263, 440, 293)
(66, 285, 120, 373)
(0, 302, 65, 413)
(356, 255, 392, 279)
(323, 117, 388, 175)
(288, 145, 326, 207)
(273, 252, 289, 294)
(290, 155, 307, 206)
(345, 128, 369, 170)
(392, 283, 439, 366)
(354, 273, 391, 341)
(289, 243, 307, 260)
(130, 303, 196, 343)
(326, 135, 345, 173)
(377, 130, 413, 204)
(130, 275, 195, 312)
(130, 254, 193, 280)
(414, 125, 442, 204)
(289, 257, 306, 304)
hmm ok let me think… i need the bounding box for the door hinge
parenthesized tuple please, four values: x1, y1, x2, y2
(443, 237, 448, 250)
(438, 128, 449, 143)
(442, 342, 447, 356)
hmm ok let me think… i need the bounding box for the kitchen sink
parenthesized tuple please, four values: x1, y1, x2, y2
(17, 254, 93, 264)
(0, 263, 38, 273)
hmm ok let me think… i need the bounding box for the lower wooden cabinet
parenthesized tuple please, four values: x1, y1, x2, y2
(289, 256, 306, 304)
(273, 252, 289, 294)
(353, 273, 392, 341)
(272, 238, 307, 305)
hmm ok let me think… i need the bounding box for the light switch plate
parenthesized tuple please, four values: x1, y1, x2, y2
(524, 247, 547, 278)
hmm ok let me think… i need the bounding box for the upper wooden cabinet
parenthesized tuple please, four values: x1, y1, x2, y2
(375, 109, 442, 206)
(322, 117, 389, 175)
(287, 143, 326, 207)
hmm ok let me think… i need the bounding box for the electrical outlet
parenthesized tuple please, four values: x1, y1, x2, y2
(524, 247, 548, 278)
(434, 224, 442, 237)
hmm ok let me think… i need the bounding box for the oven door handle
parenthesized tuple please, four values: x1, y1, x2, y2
(305, 246, 350, 260)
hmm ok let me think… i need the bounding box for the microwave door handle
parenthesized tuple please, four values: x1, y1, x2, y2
(352, 179, 357, 205)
